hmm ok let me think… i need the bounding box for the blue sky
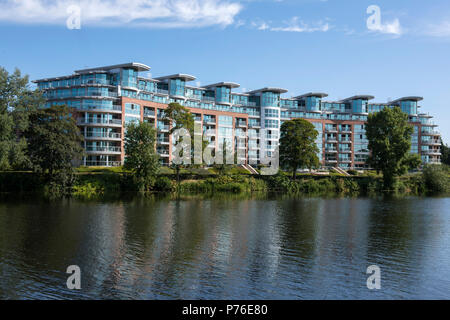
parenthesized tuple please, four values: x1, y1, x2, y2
(0, 0, 449, 142)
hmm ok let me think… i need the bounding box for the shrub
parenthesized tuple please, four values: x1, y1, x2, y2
(72, 182, 105, 198)
(422, 165, 449, 194)
(335, 178, 346, 193)
(154, 176, 174, 192)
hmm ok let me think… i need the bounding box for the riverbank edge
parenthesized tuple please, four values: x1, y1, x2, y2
(1, 169, 448, 198)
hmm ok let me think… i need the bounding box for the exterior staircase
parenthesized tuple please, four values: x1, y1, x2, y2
(331, 167, 350, 176)
(241, 164, 259, 175)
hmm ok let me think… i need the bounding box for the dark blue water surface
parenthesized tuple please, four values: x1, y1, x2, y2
(0, 195, 449, 299)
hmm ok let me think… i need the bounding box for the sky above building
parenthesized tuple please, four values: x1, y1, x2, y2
(0, 0, 449, 142)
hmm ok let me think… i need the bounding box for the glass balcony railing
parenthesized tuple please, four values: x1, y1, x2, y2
(422, 139, 441, 145)
(85, 132, 121, 139)
(422, 130, 440, 135)
(157, 149, 170, 155)
(144, 110, 155, 117)
(85, 146, 121, 153)
(157, 125, 170, 131)
(201, 96, 215, 103)
(78, 118, 122, 125)
(84, 161, 122, 167)
(156, 89, 169, 95)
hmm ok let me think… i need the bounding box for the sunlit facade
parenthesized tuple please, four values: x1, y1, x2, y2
(34, 62, 442, 168)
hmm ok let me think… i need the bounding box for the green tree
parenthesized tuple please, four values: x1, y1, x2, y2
(441, 141, 450, 165)
(0, 67, 42, 170)
(162, 103, 195, 184)
(25, 105, 84, 192)
(124, 121, 160, 191)
(279, 118, 320, 179)
(214, 139, 235, 176)
(366, 106, 421, 190)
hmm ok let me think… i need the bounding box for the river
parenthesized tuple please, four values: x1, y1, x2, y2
(0, 195, 449, 299)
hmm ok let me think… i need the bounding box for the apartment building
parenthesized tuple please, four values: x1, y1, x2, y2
(34, 62, 442, 168)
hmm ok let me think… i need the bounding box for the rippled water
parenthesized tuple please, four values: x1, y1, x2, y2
(0, 195, 449, 299)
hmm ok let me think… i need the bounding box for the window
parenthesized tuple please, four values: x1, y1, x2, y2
(264, 109, 279, 118)
(218, 116, 233, 126)
(121, 68, 137, 88)
(169, 78, 185, 97)
(125, 103, 141, 115)
(264, 119, 279, 129)
(216, 87, 231, 104)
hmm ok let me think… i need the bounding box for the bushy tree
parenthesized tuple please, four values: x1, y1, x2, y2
(162, 103, 195, 183)
(124, 121, 160, 191)
(25, 105, 84, 192)
(441, 142, 450, 165)
(279, 118, 320, 179)
(0, 67, 43, 170)
(366, 106, 421, 190)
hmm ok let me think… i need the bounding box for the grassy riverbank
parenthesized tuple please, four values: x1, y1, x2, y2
(1, 165, 449, 198)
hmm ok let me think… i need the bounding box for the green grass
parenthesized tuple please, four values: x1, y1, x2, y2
(76, 166, 127, 174)
(158, 166, 174, 174)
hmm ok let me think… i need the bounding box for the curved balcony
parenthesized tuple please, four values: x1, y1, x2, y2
(85, 146, 122, 155)
(77, 105, 123, 114)
(422, 139, 441, 146)
(84, 160, 122, 167)
(78, 118, 122, 127)
(422, 150, 441, 156)
(421, 130, 440, 136)
(85, 132, 122, 141)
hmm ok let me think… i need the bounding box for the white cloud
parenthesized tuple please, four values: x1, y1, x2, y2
(370, 19, 403, 36)
(0, 0, 243, 28)
(271, 17, 330, 32)
(254, 17, 330, 33)
(258, 22, 270, 30)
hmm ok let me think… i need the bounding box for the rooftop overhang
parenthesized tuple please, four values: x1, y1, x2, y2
(339, 95, 375, 103)
(75, 62, 151, 74)
(204, 82, 240, 89)
(391, 96, 424, 104)
(247, 87, 288, 94)
(185, 84, 206, 90)
(154, 74, 197, 82)
(294, 92, 328, 99)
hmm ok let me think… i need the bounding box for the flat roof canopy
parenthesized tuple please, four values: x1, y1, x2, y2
(294, 92, 328, 99)
(391, 96, 424, 104)
(154, 74, 197, 82)
(247, 87, 288, 94)
(204, 82, 240, 89)
(340, 95, 375, 102)
(75, 62, 151, 73)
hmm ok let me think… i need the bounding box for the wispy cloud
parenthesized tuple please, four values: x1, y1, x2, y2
(253, 17, 330, 33)
(424, 21, 450, 37)
(0, 0, 243, 28)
